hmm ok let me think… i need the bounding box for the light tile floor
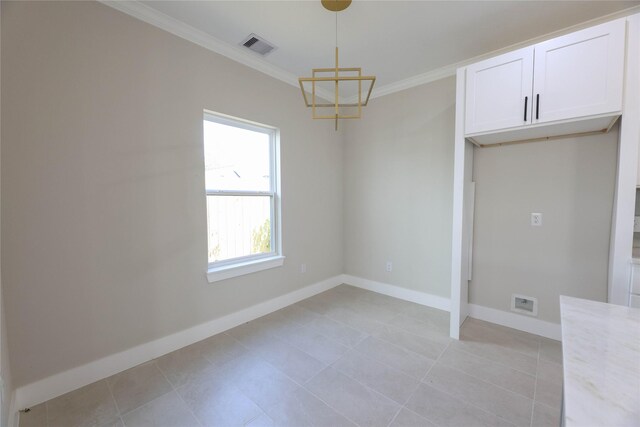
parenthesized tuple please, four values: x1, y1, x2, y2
(19, 285, 563, 427)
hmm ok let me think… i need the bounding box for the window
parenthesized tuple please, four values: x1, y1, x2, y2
(203, 111, 283, 283)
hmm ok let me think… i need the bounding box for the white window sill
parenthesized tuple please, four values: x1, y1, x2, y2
(207, 256, 285, 283)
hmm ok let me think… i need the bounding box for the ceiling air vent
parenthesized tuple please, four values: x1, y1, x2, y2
(241, 33, 277, 56)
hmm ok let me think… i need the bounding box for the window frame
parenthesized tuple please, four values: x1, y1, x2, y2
(203, 111, 283, 283)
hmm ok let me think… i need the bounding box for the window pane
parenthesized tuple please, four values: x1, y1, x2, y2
(204, 120, 271, 192)
(207, 195, 272, 263)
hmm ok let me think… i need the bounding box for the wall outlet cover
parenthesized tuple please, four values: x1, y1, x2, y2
(531, 213, 543, 226)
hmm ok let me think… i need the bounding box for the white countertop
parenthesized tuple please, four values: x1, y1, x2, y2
(560, 296, 640, 427)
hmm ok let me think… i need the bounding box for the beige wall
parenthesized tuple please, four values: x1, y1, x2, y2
(470, 130, 618, 323)
(0, 3, 12, 425)
(1, 1, 343, 387)
(343, 77, 455, 298)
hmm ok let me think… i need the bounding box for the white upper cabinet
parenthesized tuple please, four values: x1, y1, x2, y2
(533, 19, 625, 124)
(465, 47, 534, 134)
(464, 18, 625, 138)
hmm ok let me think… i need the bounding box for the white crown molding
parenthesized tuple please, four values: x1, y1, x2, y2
(99, 1, 295, 85)
(98, 0, 336, 102)
(365, 4, 640, 101)
(102, 1, 640, 103)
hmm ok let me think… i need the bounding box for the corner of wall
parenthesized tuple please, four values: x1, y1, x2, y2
(0, 3, 14, 426)
(339, 122, 349, 277)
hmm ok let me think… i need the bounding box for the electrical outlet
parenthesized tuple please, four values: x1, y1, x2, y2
(634, 216, 640, 232)
(386, 261, 393, 272)
(531, 212, 542, 226)
(300, 263, 307, 274)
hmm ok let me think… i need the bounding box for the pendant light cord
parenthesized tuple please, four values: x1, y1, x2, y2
(335, 3, 338, 49)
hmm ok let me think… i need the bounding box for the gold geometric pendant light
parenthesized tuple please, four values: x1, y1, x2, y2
(299, 0, 376, 130)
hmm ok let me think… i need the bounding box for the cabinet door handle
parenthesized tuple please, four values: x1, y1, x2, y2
(524, 96, 528, 121)
(536, 94, 540, 120)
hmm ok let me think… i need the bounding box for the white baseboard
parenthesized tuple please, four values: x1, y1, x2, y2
(468, 304, 561, 341)
(340, 274, 451, 312)
(339, 275, 560, 340)
(12, 275, 561, 415)
(13, 275, 343, 411)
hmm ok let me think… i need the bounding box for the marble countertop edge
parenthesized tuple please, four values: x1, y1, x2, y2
(560, 296, 640, 427)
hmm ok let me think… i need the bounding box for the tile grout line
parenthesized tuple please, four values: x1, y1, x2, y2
(44, 398, 49, 427)
(340, 345, 431, 391)
(530, 340, 542, 427)
(301, 288, 452, 344)
(420, 340, 451, 382)
(420, 341, 532, 427)
(240, 324, 344, 374)
(384, 354, 437, 427)
(387, 332, 451, 427)
(463, 319, 547, 358)
(305, 288, 450, 339)
(307, 352, 420, 426)
(428, 357, 536, 418)
(449, 339, 538, 377)
(227, 314, 351, 364)
(437, 348, 538, 400)
(104, 375, 124, 422)
(301, 317, 366, 350)
(399, 406, 435, 426)
(302, 305, 450, 393)
(394, 340, 463, 427)
(249, 325, 439, 427)
(409, 341, 455, 427)
(328, 346, 424, 424)
(418, 378, 520, 427)
(218, 330, 347, 423)
(303, 315, 534, 427)
(152, 360, 205, 427)
(298, 365, 363, 427)
(224, 327, 337, 390)
(301, 294, 554, 427)
(353, 333, 441, 373)
(468, 317, 545, 343)
(385, 409, 402, 427)
(283, 292, 461, 422)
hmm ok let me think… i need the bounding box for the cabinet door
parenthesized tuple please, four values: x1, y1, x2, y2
(465, 46, 534, 135)
(533, 19, 625, 124)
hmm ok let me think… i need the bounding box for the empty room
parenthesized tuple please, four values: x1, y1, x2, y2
(1, 1, 639, 426)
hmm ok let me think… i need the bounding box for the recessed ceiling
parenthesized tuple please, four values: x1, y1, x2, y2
(133, 1, 639, 97)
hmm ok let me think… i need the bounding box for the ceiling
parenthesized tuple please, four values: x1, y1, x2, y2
(131, 1, 639, 98)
